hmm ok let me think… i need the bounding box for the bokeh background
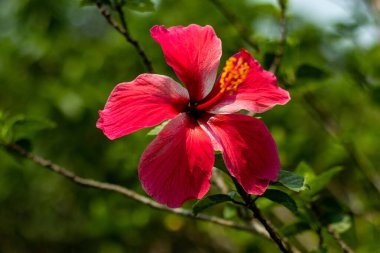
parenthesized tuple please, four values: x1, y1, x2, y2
(1, 0, 380, 252)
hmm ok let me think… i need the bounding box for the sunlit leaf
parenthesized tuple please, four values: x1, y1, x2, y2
(276, 170, 305, 192)
(295, 162, 316, 185)
(329, 214, 351, 233)
(147, 120, 169, 136)
(306, 166, 343, 196)
(227, 191, 244, 203)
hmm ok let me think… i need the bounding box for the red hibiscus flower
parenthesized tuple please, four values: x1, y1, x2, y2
(97, 24, 290, 208)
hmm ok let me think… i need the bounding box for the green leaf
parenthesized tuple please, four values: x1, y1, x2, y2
(192, 194, 232, 215)
(227, 191, 244, 203)
(307, 166, 343, 196)
(314, 196, 352, 233)
(261, 189, 298, 214)
(276, 170, 305, 192)
(329, 214, 351, 233)
(295, 161, 316, 185)
(147, 120, 169, 136)
(296, 64, 329, 80)
(0, 114, 55, 144)
(12, 117, 56, 141)
(123, 0, 154, 12)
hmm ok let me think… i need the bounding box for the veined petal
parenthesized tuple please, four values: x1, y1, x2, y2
(139, 113, 214, 208)
(151, 24, 222, 102)
(204, 114, 280, 195)
(205, 49, 290, 114)
(97, 74, 189, 140)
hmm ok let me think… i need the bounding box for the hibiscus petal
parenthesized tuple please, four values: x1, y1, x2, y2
(97, 74, 189, 140)
(206, 49, 290, 114)
(139, 113, 214, 208)
(204, 114, 280, 195)
(151, 24, 222, 102)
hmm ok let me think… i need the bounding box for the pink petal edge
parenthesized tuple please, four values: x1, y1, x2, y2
(204, 113, 280, 195)
(151, 24, 222, 102)
(206, 49, 290, 114)
(97, 74, 189, 140)
(139, 113, 214, 208)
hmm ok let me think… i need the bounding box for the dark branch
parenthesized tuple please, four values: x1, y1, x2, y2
(95, 2, 154, 73)
(248, 203, 293, 253)
(3, 143, 269, 238)
(269, 0, 288, 74)
(327, 226, 354, 253)
(232, 178, 295, 253)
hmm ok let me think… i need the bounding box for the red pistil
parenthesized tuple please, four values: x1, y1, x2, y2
(195, 56, 250, 111)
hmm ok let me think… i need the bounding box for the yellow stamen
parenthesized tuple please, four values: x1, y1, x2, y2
(194, 55, 250, 111)
(219, 56, 250, 96)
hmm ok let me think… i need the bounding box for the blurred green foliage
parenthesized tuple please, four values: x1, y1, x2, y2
(1, 0, 380, 252)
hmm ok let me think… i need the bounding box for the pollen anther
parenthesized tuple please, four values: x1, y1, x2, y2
(219, 56, 250, 95)
(194, 54, 251, 111)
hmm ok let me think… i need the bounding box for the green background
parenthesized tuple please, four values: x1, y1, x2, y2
(0, 0, 379, 252)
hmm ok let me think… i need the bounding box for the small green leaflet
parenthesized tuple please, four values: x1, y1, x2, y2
(329, 214, 351, 233)
(0, 113, 55, 144)
(147, 120, 169, 136)
(276, 170, 305, 192)
(192, 194, 232, 215)
(262, 189, 298, 214)
(295, 162, 316, 183)
(303, 166, 343, 197)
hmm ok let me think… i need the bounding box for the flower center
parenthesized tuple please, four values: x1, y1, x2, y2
(195, 55, 250, 111)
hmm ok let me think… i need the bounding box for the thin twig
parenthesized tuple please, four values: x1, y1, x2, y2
(249, 203, 293, 253)
(269, 0, 288, 74)
(232, 178, 294, 253)
(311, 201, 354, 253)
(327, 226, 354, 253)
(208, 0, 260, 52)
(95, 2, 154, 73)
(3, 143, 270, 238)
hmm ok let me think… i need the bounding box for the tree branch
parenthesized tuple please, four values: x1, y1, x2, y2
(3, 143, 270, 239)
(327, 226, 354, 253)
(232, 178, 295, 253)
(248, 203, 294, 253)
(269, 0, 288, 74)
(208, 0, 260, 52)
(95, 1, 154, 73)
